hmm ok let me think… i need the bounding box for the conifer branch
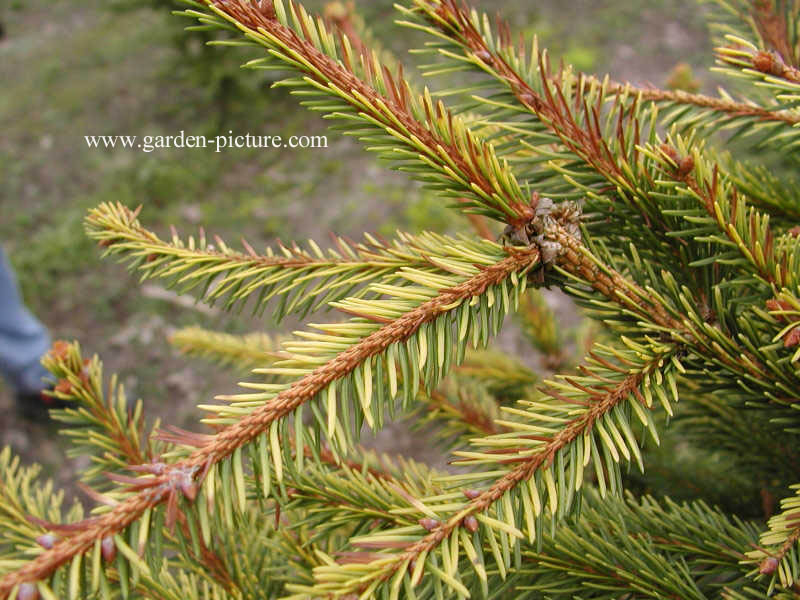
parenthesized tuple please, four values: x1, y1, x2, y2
(669, 147, 800, 290)
(322, 2, 496, 241)
(707, 0, 800, 112)
(43, 341, 154, 487)
(746, 484, 800, 588)
(3, 0, 798, 597)
(86, 202, 475, 318)
(705, 0, 800, 72)
(401, 0, 800, 155)
(34, 343, 250, 597)
(0, 246, 539, 596)
(169, 327, 279, 371)
(312, 346, 679, 596)
(181, 0, 536, 225)
(400, 0, 800, 403)
(516, 490, 759, 599)
(715, 37, 800, 104)
(194, 1, 699, 342)
(603, 78, 800, 125)
(0, 448, 84, 568)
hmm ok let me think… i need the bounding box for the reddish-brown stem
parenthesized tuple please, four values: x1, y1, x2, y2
(425, 1, 800, 126)
(605, 78, 799, 125)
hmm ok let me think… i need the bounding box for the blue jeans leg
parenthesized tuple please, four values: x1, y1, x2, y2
(0, 247, 51, 394)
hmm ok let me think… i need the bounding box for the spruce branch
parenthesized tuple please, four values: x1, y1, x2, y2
(86, 202, 476, 319)
(746, 484, 800, 589)
(713, 32, 800, 111)
(400, 0, 800, 406)
(42, 341, 154, 488)
(516, 490, 761, 599)
(190, 1, 704, 343)
(310, 345, 680, 597)
(36, 343, 250, 597)
(321, 0, 495, 240)
(705, 0, 800, 76)
(4, 0, 799, 597)
(169, 326, 279, 371)
(667, 143, 800, 290)
(0, 246, 539, 596)
(603, 78, 800, 127)
(402, 1, 722, 280)
(401, 0, 800, 155)
(180, 0, 536, 225)
(0, 448, 84, 570)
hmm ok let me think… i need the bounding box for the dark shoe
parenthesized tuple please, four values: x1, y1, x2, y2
(16, 386, 69, 422)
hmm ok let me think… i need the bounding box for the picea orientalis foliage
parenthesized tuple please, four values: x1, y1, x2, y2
(3, 0, 800, 598)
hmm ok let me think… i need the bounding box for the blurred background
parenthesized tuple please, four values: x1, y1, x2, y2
(0, 0, 709, 487)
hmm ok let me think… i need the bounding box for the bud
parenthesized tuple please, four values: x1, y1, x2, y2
(54, 380, 72, 395)
(179, 477, 197, 502)
(256, 0, 277, 20)
(676, 156, 695, 177)
(463, 489, 481, 500)
(659, 143, 680, 164)
(16, 584, 38, 600)
(101, 536, 116, 563)
(752, 51, 784, 76)
(759, 556, 779, 575)
(35, 534, 57, 550)
(418, 518, 440, 531)
(463, 515, 479, 533)
(49, 340, 71, 361)
(474, 49, 492, 63)
(784, 327, 800, 348)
